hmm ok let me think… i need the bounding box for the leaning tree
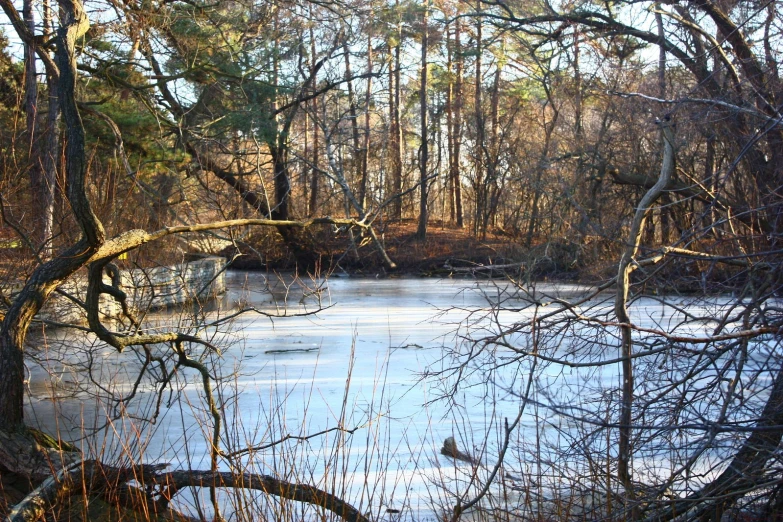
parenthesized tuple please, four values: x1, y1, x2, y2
(0, 0, 381, 519)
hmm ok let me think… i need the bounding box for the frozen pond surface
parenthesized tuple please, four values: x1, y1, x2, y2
(23, 272, 771, 520)
(27, 273, 547, 519)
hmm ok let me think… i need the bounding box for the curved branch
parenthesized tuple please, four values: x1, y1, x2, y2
(688, 0, 776, 114)
(56, 0, 104, 248)
(6, 461, 371, 522)
(615, 119, 676, 500)
(157, 470, 370, 522)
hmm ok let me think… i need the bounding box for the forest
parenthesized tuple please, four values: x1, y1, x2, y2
(0, 0, 782, 518)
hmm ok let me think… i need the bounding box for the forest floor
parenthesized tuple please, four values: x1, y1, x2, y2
(231, 219, 612, 281)
(334, 220, 527, 275)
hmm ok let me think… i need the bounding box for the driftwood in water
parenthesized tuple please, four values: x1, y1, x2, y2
(441, 436, 477, 465)
(443, 261, 526, 274)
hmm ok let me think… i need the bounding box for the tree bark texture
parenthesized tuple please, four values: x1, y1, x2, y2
(473, 10, 484, 237)
(0, 0, 103, 429)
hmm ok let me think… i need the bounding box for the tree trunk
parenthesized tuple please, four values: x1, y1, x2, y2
(390, 0, 403, 220)
(359, 33, 372, 211)
(484, 48, 502, 237)
(415, 0, 428, 240)
(525, 170, 541, 248)
(0, 0, 103, 430)
(446, 23, 455, 223)
(573, 26, 583, 143)
(452, 17, 464, 228)
(656, 5, 669, 246)
(615, 120, 675, 507)
(308, 18, 319, 217)
(23, 0, 46, 252)
(39, 0, 57, 260)
(344, 43, 361, 203)
(473, 10, 484, 237)
(301, 41, 310, 212)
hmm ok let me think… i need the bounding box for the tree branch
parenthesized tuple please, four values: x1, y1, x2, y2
(6, 460, 371, 522)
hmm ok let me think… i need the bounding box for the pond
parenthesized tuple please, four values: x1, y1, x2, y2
(23, 272, 765, 521)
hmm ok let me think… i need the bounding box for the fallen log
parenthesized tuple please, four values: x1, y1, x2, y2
(5, 459, 370, 522)
(154, 470, 369, 522)
(443, 261, 526, 274)
(0, 428, 80, 483)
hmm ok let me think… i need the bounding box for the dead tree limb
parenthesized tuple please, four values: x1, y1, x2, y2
(157, 470, 370, 522)
(5, 461, 371, 522)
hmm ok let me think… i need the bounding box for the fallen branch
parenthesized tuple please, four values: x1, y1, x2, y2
(156, 470, 370, 522)
(4, 460, 370, 522)
(443, 261, 526, 273)
(6, 460, 83, 522)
